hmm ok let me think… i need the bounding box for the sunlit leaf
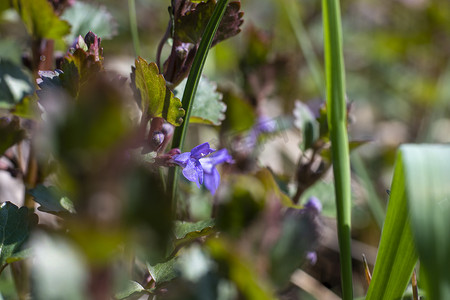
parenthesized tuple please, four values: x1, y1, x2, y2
(11, 0, 70, 40)
(0, 60, 34, 109)
(131, 57, 185, 126)
(62, 2, 117, 44)
(175, 76, 226, 125)
(0, 202, 37, 268)
(147, 258, 178, 286)
(28, 184, 76, 215)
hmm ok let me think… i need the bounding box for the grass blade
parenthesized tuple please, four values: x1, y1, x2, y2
(367, 144, 450, 299)
(322, 0, 353, 298)
(168, 0, 230, 202)
(401, 145, 450, 300)
(365, 150, 417, 299)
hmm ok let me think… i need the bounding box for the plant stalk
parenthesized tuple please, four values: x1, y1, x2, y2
(322, 0, 353, 298)
(128, 0, 141, 57)
(168, 0, 230, 203)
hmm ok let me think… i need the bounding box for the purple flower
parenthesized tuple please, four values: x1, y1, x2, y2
(306, 251, 318, 265)
(304, 196, 322, 214)
(173, 143, 232, 195)
(199, 149, 233, 195)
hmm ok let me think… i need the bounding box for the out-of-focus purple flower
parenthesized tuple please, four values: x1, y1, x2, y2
(173, 143, 232, 195)
(306, 251, 317, 265)
(255, 115, 277, 133)
(304, 196, 322, 214)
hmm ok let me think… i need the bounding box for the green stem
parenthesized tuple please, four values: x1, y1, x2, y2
(282, 0, 325, 98)
(168, 0, 230, 203)
(128, 0, 141, 57)
(322, 0, 353, 298)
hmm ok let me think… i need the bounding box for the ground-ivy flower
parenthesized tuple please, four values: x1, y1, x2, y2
(199, 148, 233, 195)
(173, 142, 215, 187)
(173, 143, 232, 195)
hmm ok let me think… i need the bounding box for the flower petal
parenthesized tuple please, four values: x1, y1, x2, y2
(182, 158, 203, 188)
(210, 148, 233, 164)
(190, 142, 215, 159)
(204, 167, 220, 195)
(173, 152, 191, 167)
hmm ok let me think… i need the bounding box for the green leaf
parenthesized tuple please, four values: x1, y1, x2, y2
(0, 202, 37, 268)
(174, 219, 215, 247)
(10, 96, 38, 120)
(401, 145, 450, 300)
(175, 76, 226, 125)
(12, 0, 70, 40)
(28, 184, 76, 215)
(147, 258, 178, 286)
(0, 60, 33, 109)
(115, 281, 150, 300)
(61, 2, 117, 44)
(59, 48, 102, 98)
(131, 57, 185, 126)
(0, 116, 26, 156)
(366, 149, 418, 300)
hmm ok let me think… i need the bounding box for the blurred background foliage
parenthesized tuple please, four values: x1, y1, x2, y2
(1, 0, 450, 299)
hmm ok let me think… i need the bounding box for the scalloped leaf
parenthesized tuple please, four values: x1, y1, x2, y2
(0, 202, 38, 268)
(131, 57, 185, 126)
(62, 2, 118, 44)
(11, 0, 70, 40)
(59, 48, 103, 98)
(174, 0, 243, 46)
(28, 184, 76, 215)
(175, 76, 226, 125)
